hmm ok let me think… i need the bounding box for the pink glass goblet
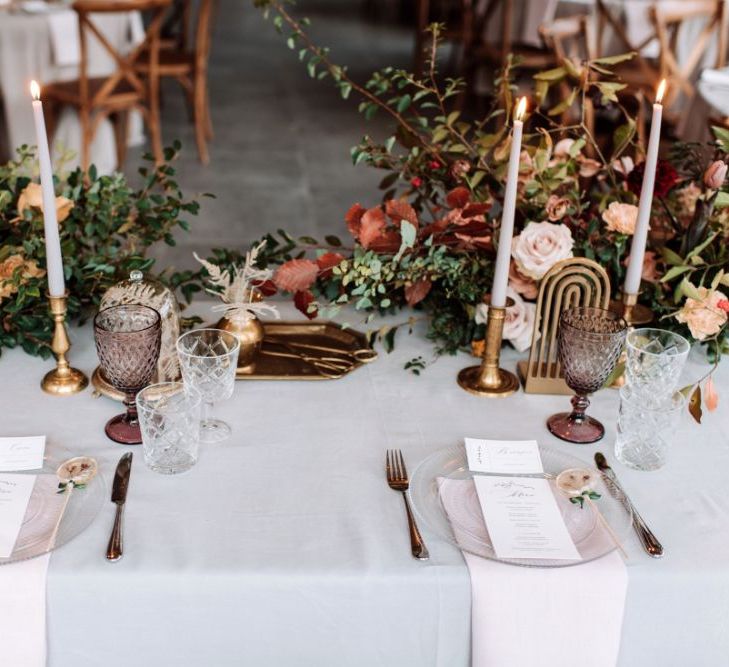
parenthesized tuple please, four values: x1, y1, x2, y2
(94, 305, 161, 444)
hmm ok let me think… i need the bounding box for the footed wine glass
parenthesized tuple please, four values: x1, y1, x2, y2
(176, 329, 240, 443)
(94, 305, 162, 444)
(547, 307, 627, 444)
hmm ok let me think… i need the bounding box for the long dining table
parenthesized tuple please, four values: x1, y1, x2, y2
(1, 301, 728, 666)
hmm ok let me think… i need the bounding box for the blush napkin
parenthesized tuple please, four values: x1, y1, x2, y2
(1, 475, 69, 667)
(438, 477, 627, 667)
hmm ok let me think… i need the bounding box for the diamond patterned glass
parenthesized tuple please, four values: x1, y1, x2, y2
(615, 385, 685, 470)
(94, 305, 162, 444)
(137, 382, 201, 474)
(177, 329, 240, 443)
(625, 328, 690, 406)
(547, 307, 627, 444)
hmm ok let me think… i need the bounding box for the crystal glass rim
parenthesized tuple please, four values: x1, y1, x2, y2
(94, 304, 161, 334)
(626, 327, 690, 356)
(618, 384, 687, 411)
(559, 306, 627, 337)
(176, 328, 241, 358)
(136, 381, 202, 413)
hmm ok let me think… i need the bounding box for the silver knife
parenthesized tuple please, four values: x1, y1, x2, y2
(594, 452, 663, 558)
(106, 452, 132, 562)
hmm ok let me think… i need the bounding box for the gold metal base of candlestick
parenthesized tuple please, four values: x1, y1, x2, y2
(458, 297, 519, 398)
(41, 292, 89, 396)
(457, 365, 519, 397)
(42, 366, 89, 395)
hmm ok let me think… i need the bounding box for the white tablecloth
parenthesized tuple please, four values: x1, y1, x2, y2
(1, 301, 728, 666)
(0, 7, 143, 172)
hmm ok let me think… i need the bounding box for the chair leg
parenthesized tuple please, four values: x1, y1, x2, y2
(148, 75, 164, 164)
(193, 72, 209, 164)
(112, 111, 128, 169)
(79, 106, 91, 173)
(204, 86, 213, 140)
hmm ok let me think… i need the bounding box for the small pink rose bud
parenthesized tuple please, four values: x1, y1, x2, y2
(703, 160, 728, 189)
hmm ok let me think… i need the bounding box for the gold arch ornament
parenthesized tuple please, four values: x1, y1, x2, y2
(517, 257, 611, 394)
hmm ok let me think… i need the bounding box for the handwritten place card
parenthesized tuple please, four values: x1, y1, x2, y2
(474, 475, 581, 561)
(0, 436, 45, 472)
(465, 438, 543, 475)
(0, 474, 36, 557)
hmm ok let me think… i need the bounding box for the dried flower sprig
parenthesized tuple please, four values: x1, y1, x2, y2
(194, 242, 280, 322)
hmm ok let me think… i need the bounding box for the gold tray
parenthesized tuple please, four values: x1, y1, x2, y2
(237, 321, 375, 380)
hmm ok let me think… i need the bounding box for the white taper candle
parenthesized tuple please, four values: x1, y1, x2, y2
(30, 80, 65, 297)
(491, 96, 527, 308)
(624, 80, 666, 295)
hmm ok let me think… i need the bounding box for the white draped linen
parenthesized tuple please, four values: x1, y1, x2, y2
(0, 302, 728, 665)
(0, 7, 144, 172)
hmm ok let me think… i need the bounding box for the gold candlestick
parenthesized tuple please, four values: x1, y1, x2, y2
(458, 298, 519, 398)
(41, 292, 89, 395)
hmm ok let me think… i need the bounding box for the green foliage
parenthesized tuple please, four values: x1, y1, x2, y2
(0, 143, 204, 358)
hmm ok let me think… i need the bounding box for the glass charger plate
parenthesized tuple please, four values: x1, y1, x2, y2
(409, 444, 632, 567)
(0, 453, 107, 565)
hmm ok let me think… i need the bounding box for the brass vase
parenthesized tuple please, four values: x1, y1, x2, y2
(215, 311, 264, 371)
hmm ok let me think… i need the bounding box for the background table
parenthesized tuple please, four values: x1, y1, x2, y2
(1, 302, 727, 666)
(0, 6, 143, 171)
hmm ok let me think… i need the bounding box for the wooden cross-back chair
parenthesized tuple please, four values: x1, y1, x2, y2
(652, 0, 728, 111)
(136, 0, 215, 164)
(43, 0, 170, 171)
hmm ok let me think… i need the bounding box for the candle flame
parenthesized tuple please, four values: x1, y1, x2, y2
(30, 80, 41, 101)
(515, 96, 527, 122)
(656, 79, 667, 104)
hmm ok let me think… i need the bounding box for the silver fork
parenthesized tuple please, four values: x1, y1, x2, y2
(386, 450, 429, 561)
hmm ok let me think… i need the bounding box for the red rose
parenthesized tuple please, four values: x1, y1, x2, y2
(627, 159, 678, 198)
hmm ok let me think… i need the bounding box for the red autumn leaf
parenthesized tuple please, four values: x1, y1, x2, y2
(345, 203, 366, 239)
(369, 230, 401, 254)
(461, 203, 491, 218)
(294, 290, 317, 319)
(446, 186, 470, 209)
(316, 252, 345, 279)
(359, 206, 387, 249)
(251, 279, 277, 296)
(385, 199, 418, 226)
(273, 259, 319, 293)
(405, 278, 432, 306)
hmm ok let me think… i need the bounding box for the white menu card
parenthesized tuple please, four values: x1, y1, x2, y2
(465, 438, 543, 474)
(473, 476, 581, 560)
(0, 474, 36, 557)
(0, 436, 45, 472)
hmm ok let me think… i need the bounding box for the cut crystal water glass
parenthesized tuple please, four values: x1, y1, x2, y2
(94, 305, 162, 444)
(625, 328, 690, 405)
(176, 329, 240, 443)
(137, 382, 201, 474)
(547, 307, 627, 444)
(615, 385, 685, 470)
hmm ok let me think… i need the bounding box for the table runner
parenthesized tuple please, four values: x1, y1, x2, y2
(439, 477, 627, 667)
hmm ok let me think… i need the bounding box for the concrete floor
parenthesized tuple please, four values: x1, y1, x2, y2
(143, 0, 415, 272)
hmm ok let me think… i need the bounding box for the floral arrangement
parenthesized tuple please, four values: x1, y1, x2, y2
(0, 143, 203, 358)
(194, 241, 279, 321)
(246, 4, 729, 369)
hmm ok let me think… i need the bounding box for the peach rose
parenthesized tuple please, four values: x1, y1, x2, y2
(545, 194, 570, 222)
(509, 261, 538, 299)
(511, 220, 574, 280)
(602, 201, 639, 235)
(0, 254, 45, 299)
(475, 287, 536, 352)
(675, 287, 728, 340)
(17, 182, 73, 223)
(703, 160, 728, 189)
